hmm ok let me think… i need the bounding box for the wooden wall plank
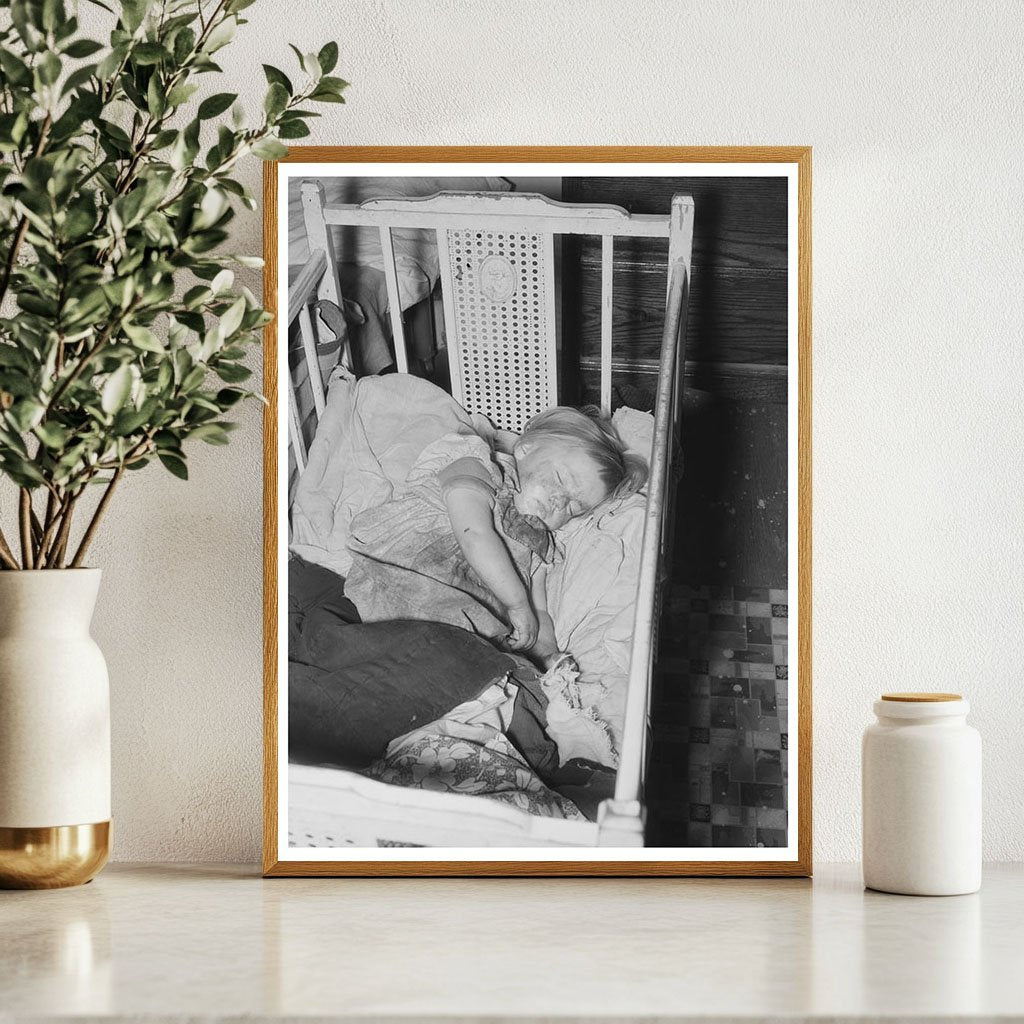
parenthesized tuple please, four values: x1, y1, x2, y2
(575, 262, 787, 366)
(562, 176, 790, 398)
(566, 176, 788, 270)
(575, 362, 787, 409)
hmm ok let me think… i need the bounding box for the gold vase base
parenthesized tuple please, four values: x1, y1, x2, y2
(0, 821, 110, 889)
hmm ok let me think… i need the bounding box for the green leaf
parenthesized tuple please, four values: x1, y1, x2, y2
(318, 75, 349, 93)
(309, 88, 345, 104)
(198, 91, 236, 119)
(0, 346, 30, 371)
(38, 51, 62, 86)
(300, 51, 321, 80)
(262, 64, 292, 95)
(214, 362, 251, 383)
(63, 38, 104, 58)
(96, 43, 127, 81)
(34, 420, 70, 449)
(158, 452, 188, 479)
(150, 128, 177, 149)
(203, 16, 236, 54)
(9, 399, 45, 432)
(101, 365, 133, 414)
(98, 118, 132, 148)
(123, 321, 164, 353)
(114, 188, 148, 229)
(215, 388, 247, 408)
(0, 456, 46, 487)
(132, 42, 168, 66)
(218, 296, 246, 339)
(318, 41, 339, 75)
(166, 82, 199, 107)
(277, 120, 310, 140)
(61, 62, 98, 97)
(0, 50, 33, 87)
(147, 74, 165, 117)
(111, 405, 150, 435)
(210, 269, 234, 294)
(250, 137, 287, 160)
(10, 0, 45, 52)
(264, 81, 288, 118)
(173, 27, 196, 65)
(120, 0, 151, 33)
(189, 422, 230, 445)
(181, 364, 206, 391)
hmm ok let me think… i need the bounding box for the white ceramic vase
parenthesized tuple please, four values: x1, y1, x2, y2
(0, 569, 111, 888)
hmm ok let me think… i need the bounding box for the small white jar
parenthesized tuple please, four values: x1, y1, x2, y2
(862, 692, 981, 896)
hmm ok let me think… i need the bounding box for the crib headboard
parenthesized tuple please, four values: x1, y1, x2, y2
(298, 186, 690, 432)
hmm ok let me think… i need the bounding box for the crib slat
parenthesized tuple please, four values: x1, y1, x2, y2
(378, 226, 409, 374)
(298, 304, 326, 418)
(287, 376, 306, 474)
(600, 235, 614, 417)
(288, 249, 327, 326)
(299, 180, 345, 357)
(434, 229, 465, 407)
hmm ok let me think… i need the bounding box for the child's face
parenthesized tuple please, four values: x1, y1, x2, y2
(512, 441, 608, 530)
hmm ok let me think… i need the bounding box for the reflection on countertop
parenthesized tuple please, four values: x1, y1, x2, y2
(2, 862, 1021, 1020)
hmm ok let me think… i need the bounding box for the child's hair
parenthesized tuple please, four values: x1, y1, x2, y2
(518, 405, 648, 502)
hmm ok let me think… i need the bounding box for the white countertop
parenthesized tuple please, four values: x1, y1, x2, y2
(2, 862, 1021, 1021)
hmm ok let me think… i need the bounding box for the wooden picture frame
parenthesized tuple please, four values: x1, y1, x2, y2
(263, 147, 811, 876)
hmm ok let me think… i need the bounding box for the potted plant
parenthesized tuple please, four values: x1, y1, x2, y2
(0, 0, 345, 887)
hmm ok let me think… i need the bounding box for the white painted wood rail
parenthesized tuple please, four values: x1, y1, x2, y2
(300, 188, 679, 428)
(614, 195, 695, 816)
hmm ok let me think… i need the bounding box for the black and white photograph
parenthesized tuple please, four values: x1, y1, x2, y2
(266, 150, 810, 873)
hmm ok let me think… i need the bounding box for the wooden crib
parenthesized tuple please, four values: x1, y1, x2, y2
(284, 185, 694, 849)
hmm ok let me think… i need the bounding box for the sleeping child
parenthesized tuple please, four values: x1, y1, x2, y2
(344, 406, 647, 664)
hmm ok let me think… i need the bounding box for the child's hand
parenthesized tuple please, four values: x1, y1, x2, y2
(506, 602, 539, 651)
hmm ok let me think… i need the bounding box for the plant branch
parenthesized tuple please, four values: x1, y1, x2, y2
(46, 297, 142, 413)
(70, 465, 124, 568)
(44, 491, 79, 569)
(18, 489, 34, 569)
(35, 487, 67, 565)
(0, 526, 20, 570)
(0, 113, 52, 309)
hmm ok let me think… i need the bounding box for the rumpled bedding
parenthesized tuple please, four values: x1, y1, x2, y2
(344, 432, 551, 641)
(289, 373, 655, 773)
(363, 676, 586, 821)
(289, 371, 487, 578)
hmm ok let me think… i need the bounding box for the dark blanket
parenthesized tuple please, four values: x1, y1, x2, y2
(288, 555, 616, 819)
(289, 555, 513, 769)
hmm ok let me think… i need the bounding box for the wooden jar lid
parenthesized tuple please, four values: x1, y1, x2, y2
(881, 692, 962, 702)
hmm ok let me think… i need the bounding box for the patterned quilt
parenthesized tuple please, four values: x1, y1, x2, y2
(363, 677, 585, 821)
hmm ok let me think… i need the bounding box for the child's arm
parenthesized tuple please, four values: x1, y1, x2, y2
(443, 485, 538, 649)
(529, 563, 562, 667)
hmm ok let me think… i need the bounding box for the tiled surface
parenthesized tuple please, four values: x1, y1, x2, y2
(646, 584, 789, 848)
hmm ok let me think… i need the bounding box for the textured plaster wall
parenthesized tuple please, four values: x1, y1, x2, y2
(58, 0, 1023, 862)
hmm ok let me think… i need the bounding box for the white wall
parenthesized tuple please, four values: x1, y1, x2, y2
(56, 0, 1022, 863)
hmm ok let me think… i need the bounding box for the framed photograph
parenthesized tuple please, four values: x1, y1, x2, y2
(263, 147, 811, 876)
